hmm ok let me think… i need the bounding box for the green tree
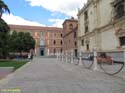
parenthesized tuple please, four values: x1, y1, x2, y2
(0, 19, 10, 58)
(0, 0, 10, 19)
(9, 31, 35, 53)
(0, 32, 9, 58)
(0, 18, 10, 32)
(0, 0, 10, 58)
(8, 31, 17, 52)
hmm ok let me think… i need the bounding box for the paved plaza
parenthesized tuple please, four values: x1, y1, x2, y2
(0, 57, 125, 93)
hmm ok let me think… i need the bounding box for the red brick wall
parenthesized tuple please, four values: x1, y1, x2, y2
(63, 18, 78, 53)
(9, 25, 63, 56)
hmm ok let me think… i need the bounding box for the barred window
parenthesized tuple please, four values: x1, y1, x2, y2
(119, 36, 125, 46)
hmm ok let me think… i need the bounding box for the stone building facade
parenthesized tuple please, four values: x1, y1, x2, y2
(78, 0, 125, 52)
(63, 17, 78, 56)
(9, 25, 63, 56)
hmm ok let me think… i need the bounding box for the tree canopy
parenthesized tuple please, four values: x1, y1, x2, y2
(0, 0, 10, 58)
(0, 18, 10, 32)
(9, 31, 36, 53)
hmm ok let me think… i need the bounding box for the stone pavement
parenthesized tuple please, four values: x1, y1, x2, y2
(0, 57, 125, 93)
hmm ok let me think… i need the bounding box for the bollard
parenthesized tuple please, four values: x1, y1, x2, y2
(62, 52, 64, 62)
(57, 52, 59, 61)
(59, 53, 61, 62)
(79, 52, 83, 66)
(69, 53, 71, 63)
(93, 48, 99, 71)
(66, 52, 68, 63)
(71, 52, 74, 64)
(60, 53, 62, 62)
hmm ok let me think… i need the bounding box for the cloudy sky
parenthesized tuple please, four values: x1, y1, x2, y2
(2, 0, 87, 27)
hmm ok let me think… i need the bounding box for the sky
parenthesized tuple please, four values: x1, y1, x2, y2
(2, 0, 87, 27)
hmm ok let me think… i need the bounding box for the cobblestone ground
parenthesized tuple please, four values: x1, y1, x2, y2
(0, 57, 125, 93)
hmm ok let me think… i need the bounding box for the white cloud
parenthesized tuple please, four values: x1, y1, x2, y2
(2, 14, 45, 26)
(25, 0, 87, 18)
(48, 18, 65, 27)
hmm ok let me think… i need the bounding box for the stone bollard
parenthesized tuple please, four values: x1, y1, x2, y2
(60, 53, 62, 62)
(66, 52, 68, 63)
(57, 52, 59, 61)
(61, 52, 64, 62)
(59, 53, 61, 62)
(93, 48, 99, 71)
(71, 52, 74, 64)
(79, 52, 83, 66)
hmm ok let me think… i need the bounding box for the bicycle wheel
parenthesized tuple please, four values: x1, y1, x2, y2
(99, 60, 124, 75)
(82, 59, 93, 69)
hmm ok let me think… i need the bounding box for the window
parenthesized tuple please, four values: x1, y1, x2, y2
(60, 40, 63, 45)
(116, 4, 124, 18)
(53, 40, 56, 45)
(41, 32, 44, 37)
(60, 34, 63, 37)
(74, 41, 77, 47)
(40, 39, 44, 46)
(114, 0, 124, 19)
(69, 24, 73, 31)
(119, 36, 125, 46)
(84, 11, 88, 20)
(86, 44, 89, 51)
(85, 26, 89, 33)
(60, 48, 63, 53)
(81, 39, 84, 46)
(53, 33, 56, 37)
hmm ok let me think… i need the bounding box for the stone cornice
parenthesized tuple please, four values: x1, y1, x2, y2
(78, 0, 100, 16)
(78, 22, 113, 40)
(78, 1, 92, 16)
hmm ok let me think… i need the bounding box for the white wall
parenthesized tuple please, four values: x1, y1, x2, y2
(88, 4, 96, 32)
(79, 13, 85, 37)
(99, 0, 114, 28)
(101, 29, 118, 50)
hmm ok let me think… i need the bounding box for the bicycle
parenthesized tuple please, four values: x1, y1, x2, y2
(73, 53, 94, 69)
(97, 52, 124, 75)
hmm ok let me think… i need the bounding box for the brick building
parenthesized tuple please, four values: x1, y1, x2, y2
(63, 17, 78, 56)
(9, 25, 63, 56)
